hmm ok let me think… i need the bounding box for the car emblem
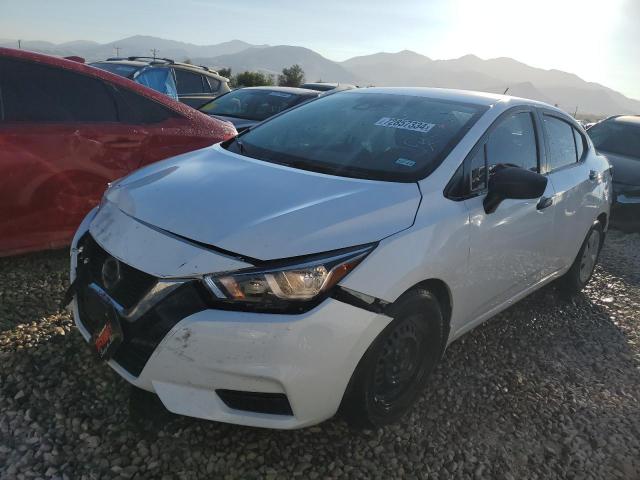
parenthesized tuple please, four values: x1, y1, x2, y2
(101, 257, 121, 290)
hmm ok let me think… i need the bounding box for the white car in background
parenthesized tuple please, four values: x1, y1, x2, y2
(69, 88, 611, 429)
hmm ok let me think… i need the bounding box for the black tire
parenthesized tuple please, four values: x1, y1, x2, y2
(557, 222, 604, 295)
(340, 288, 445, 429)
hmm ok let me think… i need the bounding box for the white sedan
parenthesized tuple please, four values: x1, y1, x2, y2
(69, 88, 611, 429)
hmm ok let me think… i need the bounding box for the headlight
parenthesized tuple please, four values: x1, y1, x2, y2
(202, 244, 375, 312)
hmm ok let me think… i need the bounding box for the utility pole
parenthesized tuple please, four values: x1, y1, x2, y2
(18, 39, 21, 49)
(573, 106, 579, 118)
(114, 46, 122, 57)
(150, 48, 158, 59)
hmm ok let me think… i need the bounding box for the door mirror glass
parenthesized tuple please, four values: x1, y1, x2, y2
(133, 67, 178, 101)
(484, 166, 547, 214)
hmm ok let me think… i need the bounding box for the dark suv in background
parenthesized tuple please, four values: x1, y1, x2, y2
(91, 57, 230, 108)
(587, 115, 640, 231)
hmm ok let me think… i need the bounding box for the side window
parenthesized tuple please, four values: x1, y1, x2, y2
(544, 115, 578, 170)
(468, 146, 487, 192)
(0, 58, 118, 122)
(486, 111, 538, 173)
(459, 111, 538, 196)
(133, 67, 178, 101)
(573, 128, 585, 161)
(206, 76, 220, 92)
(111, 86, 179, 124)
(174, 69, 206, 94)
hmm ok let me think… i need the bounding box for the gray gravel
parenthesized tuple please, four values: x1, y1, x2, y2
(1, 230, 639, 479)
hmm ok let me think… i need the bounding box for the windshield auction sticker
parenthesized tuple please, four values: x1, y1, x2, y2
(375, 117, 436, 133)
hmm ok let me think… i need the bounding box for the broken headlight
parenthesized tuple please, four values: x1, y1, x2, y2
(202, 244, 375, 312)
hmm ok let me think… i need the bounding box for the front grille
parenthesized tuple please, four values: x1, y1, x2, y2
(111, 285, 207, 375)
(78, 235, 157, 309)
(75, 233, 208, 376)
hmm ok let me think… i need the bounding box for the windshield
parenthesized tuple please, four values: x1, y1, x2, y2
(225, 92, 487, 181)
(90, 62, 140, 78)
(588, 121, 640, 159)
(200, 89, 307, 121)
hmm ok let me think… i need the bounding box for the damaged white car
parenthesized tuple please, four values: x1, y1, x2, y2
(69, 88, 611, 429)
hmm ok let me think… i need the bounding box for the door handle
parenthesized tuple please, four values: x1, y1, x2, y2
(537, 196, 553, 210)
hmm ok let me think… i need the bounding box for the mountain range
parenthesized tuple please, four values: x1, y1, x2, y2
(2, 35, 638, 118)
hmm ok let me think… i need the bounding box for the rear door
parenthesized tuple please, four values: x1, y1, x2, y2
(0, 57, 148, 255)
(108, 85, 221, 166)
(173, 68, 213, 109)
(461, 108, 557, 316)
(539, 111, 597, 270)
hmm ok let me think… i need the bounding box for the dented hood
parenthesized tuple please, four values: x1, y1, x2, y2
(104, 144, 421, 261)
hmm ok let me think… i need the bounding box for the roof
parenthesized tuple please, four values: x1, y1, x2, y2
(611, 115, 640, 126)
(93, 59, 149, 67)
(342, 86, 557, 110)
(302, 82, 356, 88)
(97, 57, 227, 79)
(0, 47, 235, 133)
(240, 86, 321, 96)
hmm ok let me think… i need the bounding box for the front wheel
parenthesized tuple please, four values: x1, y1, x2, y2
(340, 289, 445, 428)
(557, 222, 604, 295)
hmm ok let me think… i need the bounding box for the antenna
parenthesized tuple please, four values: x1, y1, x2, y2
(503, 87, 510, 95)
(573, 106, 579, 117)
(150, 48, 159, 59)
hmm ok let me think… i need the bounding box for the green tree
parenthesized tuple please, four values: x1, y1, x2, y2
(235, 71, 274, 87)
(278, 64, 305, 87)
(218, 67, 235, 87)
(218, 67, 232, 79)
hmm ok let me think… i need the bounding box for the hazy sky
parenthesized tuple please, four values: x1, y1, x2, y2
(2, 0, 639, 98)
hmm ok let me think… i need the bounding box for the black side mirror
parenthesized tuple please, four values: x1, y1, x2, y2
(484, 166, 547, 214)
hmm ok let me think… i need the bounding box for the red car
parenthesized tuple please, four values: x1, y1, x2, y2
(0, 48, 237, 257)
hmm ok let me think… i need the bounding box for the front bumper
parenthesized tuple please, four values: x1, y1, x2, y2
(70, 208, 392, 429)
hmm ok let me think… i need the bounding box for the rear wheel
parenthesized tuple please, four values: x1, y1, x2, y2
(557, 222, 604, 295)
(340, 289, 445, 428)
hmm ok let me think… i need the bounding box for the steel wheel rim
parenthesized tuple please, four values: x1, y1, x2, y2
(579, 229, 600, 283)
(372, 316, 425, 411)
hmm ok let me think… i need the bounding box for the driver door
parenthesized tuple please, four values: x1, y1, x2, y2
(460, 109, 556, 320)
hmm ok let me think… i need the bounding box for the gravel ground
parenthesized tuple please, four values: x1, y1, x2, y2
(0, 230, 639, 480)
